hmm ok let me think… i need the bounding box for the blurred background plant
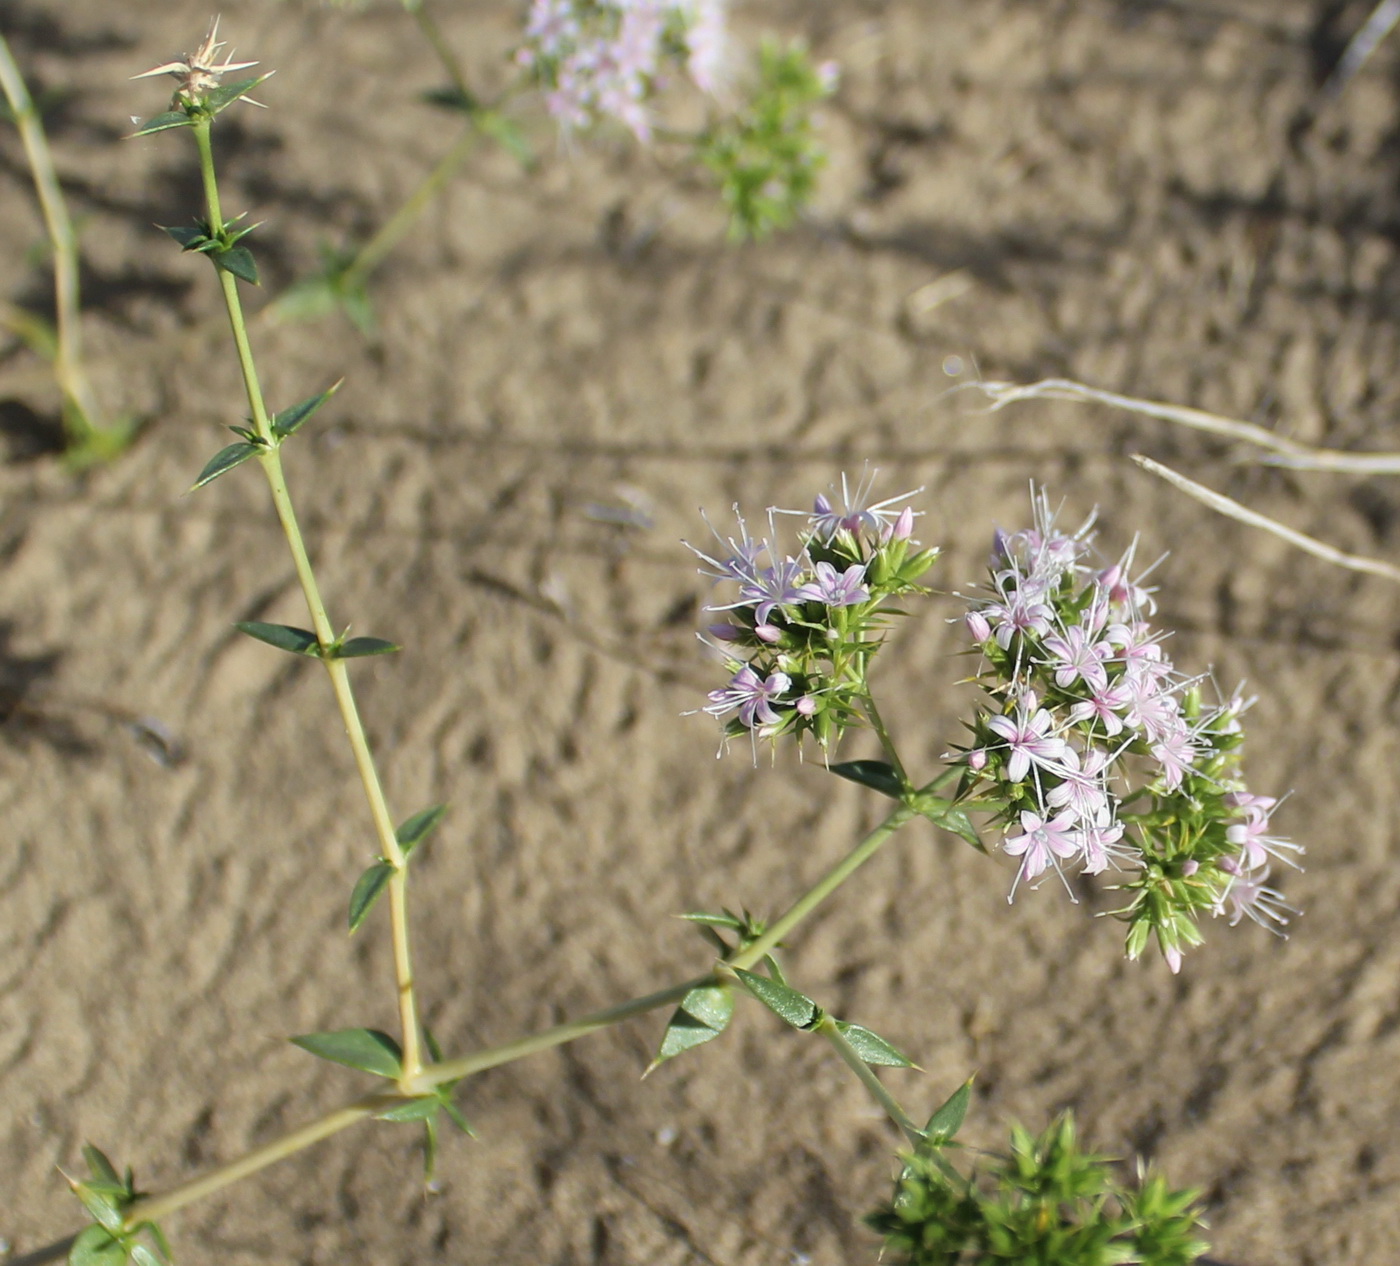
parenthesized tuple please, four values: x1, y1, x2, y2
(0, 31, 138, 467)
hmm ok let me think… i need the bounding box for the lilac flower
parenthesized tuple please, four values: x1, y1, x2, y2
(1041, 622, 1112, 692)
(1214, 860, 1296, 931)
(1068, 679, 1133, 737)
(1225, 800, 1302, 871)
(1076, 810, 1127, 875)
(794, 560, 869, 607)
(740, 556, 809, 625)
(1150, 726, 1196, 791)
(1003, 809, 1080, 884)
(987, 694, 1070, 783)
(806, 470, 922, 542)
(518, 0, 727, 140)
(705, 664, 790, 731)
(983, 585, 1054, 651)
(1046, 746, 1113, 822)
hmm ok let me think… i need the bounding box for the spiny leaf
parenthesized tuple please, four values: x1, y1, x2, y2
(69, 1185, 124, 1235)
(235, 621, 321, 656)
(136, 1221, 173, 1264)
(290, 1027, 403, 1078)
(733, 967, 820, 1029)
(272, 382, 342, 441)
(81, 1145, 121, 1186)
(160, 223, 210, 251)
(835, 1021, 915, 1068)
(130, 1245, 164, 1266)
(375, 1096, 441, 1124)
(348, 860, 394, 933)
(201, 72, 274, 117)
(441, 1097, 474, 1137)
(924, 1078, 973, 1144)
(396, 804, 447, 857)
(830, 759, 905, 799)
(131, 110, 193, 137)
(334, 636, 400, 659)
(646, 984, 735, 1073)
(918, 798, 985, 854)
(214, 244, 259, 285)
(67, 1224, 126, 1266)
(192, 441, 261, 490)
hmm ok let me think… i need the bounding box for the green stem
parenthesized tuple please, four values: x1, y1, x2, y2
(818, 1015, 924, 1147)
(408, 1, 473, 105)
(118, 802, 922, 1224)
(0, 33, 102, 443)
(192, 116, 423, 1081)
(340, 122, 479, 292)
(125, 1092, 401, 1228)
(863, 694, 910, 791)
(725, 801, 917, 973)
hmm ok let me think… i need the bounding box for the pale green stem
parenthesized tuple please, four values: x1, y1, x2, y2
(117, 801, 922, 1226)
(408, 1, 473, 105)
(818, 1015, 924, 1147)
(193, 117, 423, 1081)
(126, 1092, 401, 1227)
(862, 694, 910, 792)
(0, 33, 102, 441)
(341, 122, 479, 292)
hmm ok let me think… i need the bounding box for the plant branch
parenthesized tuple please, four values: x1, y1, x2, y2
(818, 1015, 923, 1147)
(112, 800, 923, 1225)
(0, 33, 104, 443)
(193, 117, 423, 1079)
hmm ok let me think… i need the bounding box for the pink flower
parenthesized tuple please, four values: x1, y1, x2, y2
(987, 696, 1070, 783)
(704, 665, 790, 732)
(1003, 809, 1080, 884)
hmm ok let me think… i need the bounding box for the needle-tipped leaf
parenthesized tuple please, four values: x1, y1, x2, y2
(396, 804, 447, 858)
(334, 636, 400, 659)
(81, 1146, 121, 1186)
(131, 111, 194, 137)
(67, 1225, 126, 1266)
(734, 968, 820, 1029)
(235, 621, 321, 656)
(647, 983, 735, 1073)
(272, 382, 341, 441)
(375, 1096, 441, 1123)
(161, 223, 211, 251)
(924, 1078, 973, 1144)
(192, 441, 261, 490)
(214, 244, 259, 285)
(202, 73, 274, 117)
(348, 860, 394, 933)
(917, 797, 984, 853)
(834, 1021, 915, 1068)
(830, 759, 905, 799)
(290, 1027, 403, 1078)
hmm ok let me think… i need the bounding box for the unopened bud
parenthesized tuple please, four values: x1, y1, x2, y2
(754, 623, 782, 644)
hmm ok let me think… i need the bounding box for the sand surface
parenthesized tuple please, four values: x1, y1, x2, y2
(4, 2, 1400, 1263)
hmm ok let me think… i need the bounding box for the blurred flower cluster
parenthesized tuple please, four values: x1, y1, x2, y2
(516, 0, 727, 140)
(957, 488, 1298, 968)
(690, 473, 937, 754)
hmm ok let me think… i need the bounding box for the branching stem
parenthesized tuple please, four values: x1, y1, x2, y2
(118, 801, 922, 1229)
(818, 1015, 924, 1147)
(193, 117, 423, 1081)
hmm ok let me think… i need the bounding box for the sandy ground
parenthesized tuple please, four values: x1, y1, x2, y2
(4, 1, 1400, 1263)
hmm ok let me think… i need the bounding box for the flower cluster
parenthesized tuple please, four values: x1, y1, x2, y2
(691, 474, 937, 753)
(516, 0, 728, 141)
(957, 489, 1298, 968)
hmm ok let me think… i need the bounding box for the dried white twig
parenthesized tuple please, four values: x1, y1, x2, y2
(1132, 456, 1400, 585)
(969, 377, 1400, 474)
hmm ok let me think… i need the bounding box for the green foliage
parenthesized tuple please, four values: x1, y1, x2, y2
(698, 41, 835, 240)
(160, 215, 261, 285)
(348, 861, 395, 933)
(868, 1113, 1208, 1266)
(834, 1021, 914, 1069)
(831, 759, 905, 799)
(647, 982, 735, 1073)
(63, 1146, 171, 1266)
(290, 1027, 404, 1078)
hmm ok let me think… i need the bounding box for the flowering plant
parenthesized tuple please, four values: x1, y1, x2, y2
(694, 482, 1298, 975)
